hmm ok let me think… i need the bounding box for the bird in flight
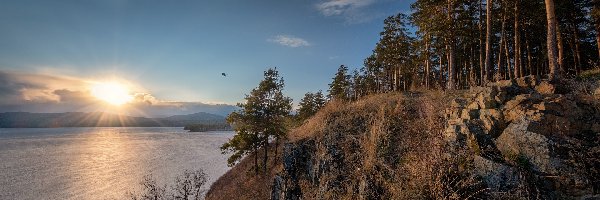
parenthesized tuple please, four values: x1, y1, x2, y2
(221, 73, 227, 77)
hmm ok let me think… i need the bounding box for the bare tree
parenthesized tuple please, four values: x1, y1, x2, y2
(129, 169, 208, 200)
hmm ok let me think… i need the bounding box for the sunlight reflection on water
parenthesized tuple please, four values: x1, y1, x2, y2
(0, 127, 233, 200)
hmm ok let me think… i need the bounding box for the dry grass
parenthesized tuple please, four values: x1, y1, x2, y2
(204, 144, 282, 200)
(284, 91, 489, 199)
(206, 90, 487, 199)
(578, 67, 600, 80)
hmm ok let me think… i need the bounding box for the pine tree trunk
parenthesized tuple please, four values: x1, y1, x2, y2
(598, 29, 600, 59)
(514, 0, 522, 78)
(393, 66, 398, 91)
(557, 24, 564, 75)
(274, 138, 279, 163)
(254, 147, 259, 175)
(464, 62, 468, 88)
(526, 37, 533, 76)
(470, 46, 475, 86)
(569, 38, 577, 75)
(597, 25, 600, 59)
(507, 37, 514, 80)
(485, 0, 493, 83)
(263, 139, 268, 174)
(498, 8, 506, 81)
(573, 26, 582, 75)
(448, 44, 455, 90)
(504, 36, 512, 79)
(440, 53, 445, 88)
(596, 0, 600, 58)
(545, 0, 559, 81)
(425, 35, 430, 89)
(479, 0, 484, 86)
(447, 0, 456, 90)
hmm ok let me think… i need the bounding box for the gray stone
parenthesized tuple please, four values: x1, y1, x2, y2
(495, 118, 560, 174)
(479, 109, 505, 136)
(473, 155, 520, 193)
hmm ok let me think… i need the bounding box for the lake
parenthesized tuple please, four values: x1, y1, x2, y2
(0, 127, 233, 200)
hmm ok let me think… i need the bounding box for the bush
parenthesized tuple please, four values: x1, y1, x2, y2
(128, 169, 208, 200)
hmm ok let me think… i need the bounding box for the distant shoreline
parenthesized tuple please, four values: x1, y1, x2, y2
(0, 126, 187, 128)
(0, 111, 230, 129)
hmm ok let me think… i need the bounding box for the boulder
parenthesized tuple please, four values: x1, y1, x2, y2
(503, 94, 534, 111)
(479, 109, 505, 137)
(473, 155, 520, 193)
(444, 124, 468, 144)
(476, 93, 498, 109)
(467, 101, 480, 110)
(535, 80, 556, 94)
(502, 94, 543, 123)
(271, 175, 285, 200)
(495, 118, 561, 174)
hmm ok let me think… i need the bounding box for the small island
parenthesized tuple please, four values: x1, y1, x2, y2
(184, 123, 232, 132)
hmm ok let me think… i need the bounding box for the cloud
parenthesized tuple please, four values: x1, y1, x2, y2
(0, 70, 86, 104)
(316, 0, 374, 16)
(315, 0, 382, 24)
(0, 70, 236, 117)
(268, 35, 311, 48)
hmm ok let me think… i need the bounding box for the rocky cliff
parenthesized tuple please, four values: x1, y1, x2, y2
(271, 76, 600, 199)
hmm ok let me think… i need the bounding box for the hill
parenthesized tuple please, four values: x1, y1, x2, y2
(207, 76, 600, 199)
(0, 111, 228, 128)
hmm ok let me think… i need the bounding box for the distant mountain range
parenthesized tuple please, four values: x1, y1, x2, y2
(0, 112, 228, 128)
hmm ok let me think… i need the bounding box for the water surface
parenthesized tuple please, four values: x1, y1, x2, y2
(0, 127, 233, 200)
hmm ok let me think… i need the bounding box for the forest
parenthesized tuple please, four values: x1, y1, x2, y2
(335, 0, 600, 99)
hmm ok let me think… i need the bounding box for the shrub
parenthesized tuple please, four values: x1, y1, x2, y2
(128, 169, 208, 200)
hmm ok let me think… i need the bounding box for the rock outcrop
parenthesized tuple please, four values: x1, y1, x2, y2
(271, 76, 600, 199)
(443, 76, 600, 198)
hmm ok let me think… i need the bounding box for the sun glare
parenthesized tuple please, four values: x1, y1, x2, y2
(90, 82, 133, 106)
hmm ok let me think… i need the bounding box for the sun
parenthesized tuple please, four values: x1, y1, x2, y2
(90, 81, 133, 106)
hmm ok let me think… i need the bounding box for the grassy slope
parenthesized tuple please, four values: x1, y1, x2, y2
(205, 145, 283, 200)
(205, 91, 458, 199)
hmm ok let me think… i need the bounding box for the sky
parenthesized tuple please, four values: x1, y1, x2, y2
(0, 0, 413, 116)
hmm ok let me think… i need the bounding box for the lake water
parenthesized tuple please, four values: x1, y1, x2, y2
(0, 127, 233, 200)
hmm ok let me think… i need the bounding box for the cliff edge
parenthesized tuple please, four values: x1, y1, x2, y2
(207, 75, 600, 199)
(272, 76, 600, 199)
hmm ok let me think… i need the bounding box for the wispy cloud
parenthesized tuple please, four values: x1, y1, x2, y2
(315, 0, 381, 24)
(316, 0, 374, 16)
(268, 35, 311, 48)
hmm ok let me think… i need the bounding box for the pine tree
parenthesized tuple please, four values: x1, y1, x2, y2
(328, 65, 351, 101)
(375, 13, 415, 91)
(221, 68, 292, 174)
(297, 90, 326, 121)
